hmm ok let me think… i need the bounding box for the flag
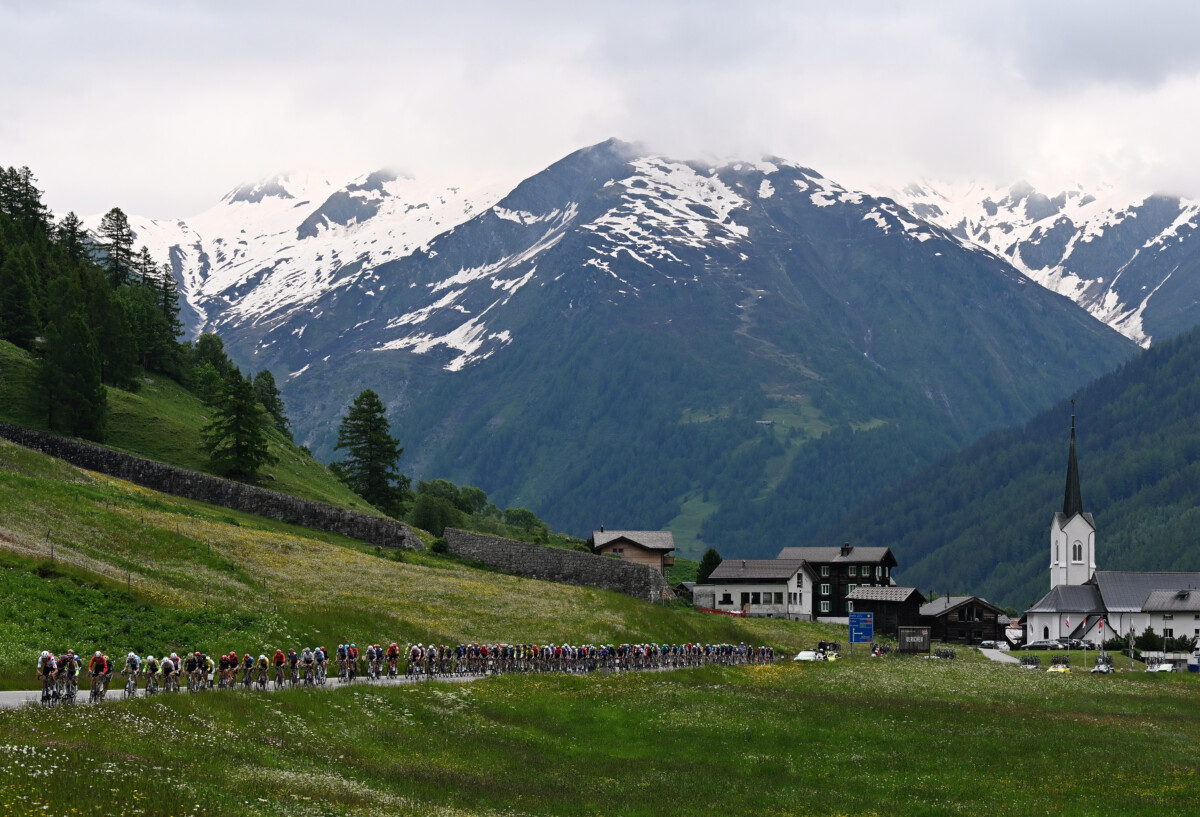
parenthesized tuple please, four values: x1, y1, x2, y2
(1065, 616, 1070, 630)
(1099, 619, 1104, 633)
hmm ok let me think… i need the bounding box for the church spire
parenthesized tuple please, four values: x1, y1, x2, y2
(1063, 403, 1084, 518)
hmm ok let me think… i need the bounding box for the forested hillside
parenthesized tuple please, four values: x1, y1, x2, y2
(816, 323, 1200, 609)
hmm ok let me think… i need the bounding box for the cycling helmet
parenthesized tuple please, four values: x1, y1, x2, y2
(171, 653, 179, 660)
(147, 655, 155, 662)
(128, 652, 135, 660)
(350, 643, 356, 648)
(258, 654, 266, 661)
(41, 650, 50, 659)
(94, 650, 102, 658)
(66, 649, 75, 656)
(244, 653, 251, 659)
(195, 651, 201, 657)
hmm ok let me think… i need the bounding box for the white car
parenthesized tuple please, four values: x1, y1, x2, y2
(793, 650, 820, 662)
(1147, 661, 1175, 673)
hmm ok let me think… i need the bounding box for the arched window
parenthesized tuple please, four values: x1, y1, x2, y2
(1055, 543, 1060, 564)
(1043, 626, 1049, 640)
(1072, 541, 1083, 563)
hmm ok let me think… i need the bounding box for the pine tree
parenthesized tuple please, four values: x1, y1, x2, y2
(96, 207, 134, 287)
(333, 389, 408, 514)
(0, 244, 40, 347)
(252, 370, 292, 439)
(157, 262, 183, 340)
(134, 246, 157, 283)
(38, 311, 107, 439)
(697, 547, 723, 583)
(202, 368, 277, 479)
(55, 212, 89, 262)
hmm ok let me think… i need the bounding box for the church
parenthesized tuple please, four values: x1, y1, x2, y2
(1023, 414, 1200, 646)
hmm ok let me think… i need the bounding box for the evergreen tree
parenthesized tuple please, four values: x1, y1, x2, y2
(202, 368, 277, 479)
(54, 212, 89, 262)
(96, 207, 134, 287)
(333, 389, 410, 514)
(697, 547, 723, 583)
(191, 333, 233, 376)
(134, 246, 157, 283)
(156, 262, 183, 340)
(38, 312, 107, 439)
(192, 362, 224, 404)
(0, 167, 51, 237)
(252, 370, 292, 439)
(0, 244, 39, 347)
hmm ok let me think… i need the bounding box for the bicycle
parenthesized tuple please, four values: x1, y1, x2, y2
(89, 674, 104, 703)
(302, 663, 315, 686)
(123, 671, 138, 699)
(273, 666, 285, 691)
(145, 671, 159, 696)
(187, 670, 201, 693)
(256, 668, 267, 690)
(40, 674, 56, 707)
(241, 667, 253, 690)
(316, 663, 327, 686)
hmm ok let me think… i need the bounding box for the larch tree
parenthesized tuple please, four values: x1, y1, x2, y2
(202, 368, 277, 479)
(333, 389, 410, 515)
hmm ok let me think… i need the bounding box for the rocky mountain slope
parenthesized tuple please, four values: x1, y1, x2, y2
(892, 180, 1200, 348)
(110, 141, 1136, 554)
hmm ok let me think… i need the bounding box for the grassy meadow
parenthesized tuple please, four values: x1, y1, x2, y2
(0, 340, 373, 511)
(1, 656, 1199, 816)
(4, 399, 1199, 815)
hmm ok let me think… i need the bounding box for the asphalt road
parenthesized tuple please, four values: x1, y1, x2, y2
(1, 672, 481, 710)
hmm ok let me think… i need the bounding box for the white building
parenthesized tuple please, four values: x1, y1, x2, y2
(1024, 414, 1200, 646)
(692, 558, 816, 620)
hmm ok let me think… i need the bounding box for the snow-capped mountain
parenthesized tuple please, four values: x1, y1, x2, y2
(96, 169, 511, 337)
(890, 180, 1200, 347)
(95, 140, 1137, 556)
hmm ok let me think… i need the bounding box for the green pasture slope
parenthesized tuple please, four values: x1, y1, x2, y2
(4, 436, 1199, 815)
(0, 340, 372, 512)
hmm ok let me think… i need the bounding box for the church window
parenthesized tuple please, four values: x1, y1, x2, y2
(1055, 543, 1060, 564)
(1072, 541, 1083, 562)
(1043, 626, 1049, 640)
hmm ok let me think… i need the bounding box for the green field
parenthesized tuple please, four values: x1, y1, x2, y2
(3, 656, 1199, 816)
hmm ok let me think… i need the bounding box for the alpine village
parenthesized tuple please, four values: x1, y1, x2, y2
(7, 7, 1200, 817)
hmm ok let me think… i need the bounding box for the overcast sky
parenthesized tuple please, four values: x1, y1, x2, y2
(4, 1, 1200, 218)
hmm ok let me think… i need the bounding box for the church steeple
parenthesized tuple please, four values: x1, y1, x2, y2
(1063, 405, 1084, 519)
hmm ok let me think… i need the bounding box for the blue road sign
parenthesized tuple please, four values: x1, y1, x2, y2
(849, 612, 874, 644)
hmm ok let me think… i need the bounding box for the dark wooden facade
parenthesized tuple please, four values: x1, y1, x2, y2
(919, 596, 1006, 644)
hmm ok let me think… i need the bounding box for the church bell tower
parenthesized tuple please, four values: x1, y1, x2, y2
(1050, 408, 1096, 589)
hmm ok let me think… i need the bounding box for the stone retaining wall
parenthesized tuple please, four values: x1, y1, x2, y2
(0, 421, 421, 550)
(444, 528, 671, 602)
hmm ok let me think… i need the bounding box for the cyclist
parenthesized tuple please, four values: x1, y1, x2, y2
(300, 647, 315, 684)
(240, 653, 254, 686)
(180, 652, 196, 689)
(335, 644, 347, 678)
(347, 643, 359, 678)
(217, 652, 234, 687)
(386, 642, 400, 677)
(143, 655, 159, 693)
(163, 653, 179, 690)
(255, 654, 269, 686)
(59, 650, 80, 698)
(203, 653, 216, 688)
(272, 648, 286, 682)
(286, 648, 300, 683)
(37, 651, 58, 701)
(88, 651, 111, 698)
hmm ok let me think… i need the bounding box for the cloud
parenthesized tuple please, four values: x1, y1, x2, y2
(3, 1, 1199, 217)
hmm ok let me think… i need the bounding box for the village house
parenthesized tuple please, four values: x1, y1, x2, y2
(692, 542, 897, 623)
(691, 558, 816, 620)
(844, 586, 925, 637)
(919, 595, 1006, 644)
(592, 529, 676, 576)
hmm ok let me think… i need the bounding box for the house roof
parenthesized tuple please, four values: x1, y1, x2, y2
(846, 586, 924, 603)
(1093, 571, 1200, 612)
(592, 530, 675, 552)
(707, 558, 810, 582)
(920, 595, 1006, 618)
(1025, 584, 1105, 615)
(1142, 588, 1200, 613)
(776, 545, 897, 567)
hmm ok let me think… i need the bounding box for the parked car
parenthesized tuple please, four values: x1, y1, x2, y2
(1025, 640, 1061, 650)
(979, 640, 998, 650)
